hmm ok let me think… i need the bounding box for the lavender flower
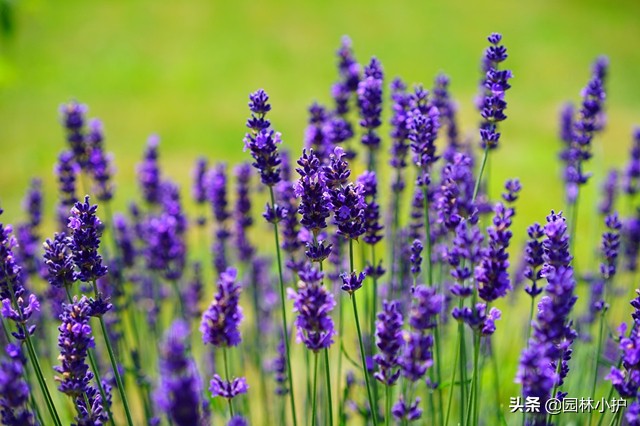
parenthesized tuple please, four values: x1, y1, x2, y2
(54, 296, 94, 397)
(138, 135, 162, 205)
(208, 164, 231, 274)
(15, 179, 42, 275)
(340, 271, 366, 295)
(623, 127, 640, 195)
(56, 150, 79, 228)
(295, 149, 331, 235)
(523, 223, 545, 297)
(193, 157, 209, 205)
(304, 103, 331, 160)
(209, 375, 248, 400)
(43, 232, 77, 288)
(244, 89, 282, 186)
(408, 88, 440, 170)
(392, 396, 422, 422)
(329, 180, 366, 240)
(562, 56, 608, 203)
(357, 57, 384, 161)
(276, 181, 302, 256)
(475, 202, 515, 302)
(271, 331, 289, 395)
(0, 344, 36, 426)
(410, 240, 423, 277)
(68, 196, 107, 283)
(234, 163, 254, 262)
(0, 219, 40, 341)
(524, 212, 577, 401)
(432, 73, 460, 160)
(479, 33, 513, 150)
(228, 416, 249, 426)
(374, 300, 404, 386)
(447, 214, 483, 294)
(201, 267, 243, 348)
(357, 171, 383, 245)
(597, 170, 619, 216)
(600, 212, 622, 281)
(400, 285, 442, 382)
(389, 78, 411, 194)
(452, 303, 501, 336)
(87, 120, 114, 201)
(184, 262, 204, 321)
(113, 214, 136, 268)
(156, 320, 206, 426)
(60, 101, 88, 167)
(288, 265, 336, 351)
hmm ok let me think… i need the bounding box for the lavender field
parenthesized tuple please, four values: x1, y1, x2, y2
(1, 2, 640, 426)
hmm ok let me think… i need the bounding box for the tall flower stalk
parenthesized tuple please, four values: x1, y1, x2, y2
(243, 89, 298, 426)
(1, 211, 62, 426)
(67, 196, 134, 426)
(474, 32, 513, 200)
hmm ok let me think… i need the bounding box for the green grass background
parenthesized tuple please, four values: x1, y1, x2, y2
(0, 0, 640, 423)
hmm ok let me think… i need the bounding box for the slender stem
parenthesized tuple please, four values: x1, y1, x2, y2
(169, 278, 186, 319)
(465, 332, 481, 426)
(324, 348, 334, 426)
(546, 358, 564, 426)
(269, 187, 298, 426)
(444, 335, 460, 426)
(311, 352, 319, 426)
(6, 280, 62, 426)
(589, 310, 607, 426)
(305, 347, 311, 424)
(472, 146, 490, 203)
(92, 282, 134, 426)
(223, 347, 235, 417)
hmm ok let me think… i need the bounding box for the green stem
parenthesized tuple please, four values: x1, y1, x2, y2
(589, 310, 607, 426)
(465, 332, 480, 426)
(472, 145, 490, 203)
(385, 384, 392, 426)
(311, 352, 319, 426)
(6, 280, 62, 426)
(223, 347, 235, 417)
(269, 187, 298, 426)
(444, 334, 460, 426)
(92, 282, 134, 426)
(324, 348, 334, 426)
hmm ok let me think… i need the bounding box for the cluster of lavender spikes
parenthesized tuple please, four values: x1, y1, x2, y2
(2, 31, 640, 426)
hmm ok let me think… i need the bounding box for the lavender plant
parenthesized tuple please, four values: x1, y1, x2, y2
(3, 31, 640, 426)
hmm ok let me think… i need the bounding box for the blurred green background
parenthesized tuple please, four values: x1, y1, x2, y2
(0, 0, 639, 230)
(0, 0, 639, 422)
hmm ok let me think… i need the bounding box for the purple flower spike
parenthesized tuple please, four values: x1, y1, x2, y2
(192, 157, 209, 225)
(288, 265, 336, 352)
(408, 89, 440, 170)
(138, 135, 162, 205)
(600, 212, 622, 281)
(54, 296, 95, 397)
(357, 57, 384, 154)
(244, 89, 282, 187)
(479, 33, 513, 150)
(60, 101, 89, 168)
(523, 223, 545, 297)
(389, 78, 411, 193)
(357, 171, 383, 245)
(234, 163, 254, 263)
(329, 181, 366, 240)
(340, 271, 366, 295)
(209, 375, 248, 400)
(43, 232, 77, 288)
(410, 240, 423, 277)
(156, 320, 206, 426)
(392, 396, 422, 422)
(374, 300, 404, 386)
(201, 267, 243, 348)
(0, 344, 36, 425)
(67, 196, 107, 283)
(476, 203, 515, 302)
(561, 56, 608, 203)
(295, 149, 331, 236)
